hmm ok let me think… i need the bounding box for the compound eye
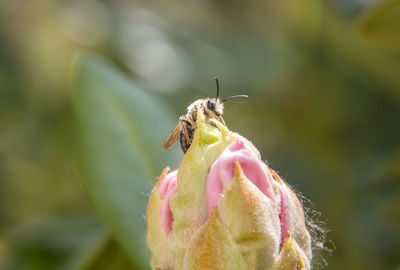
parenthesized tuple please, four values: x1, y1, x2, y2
(207, 99, 215, 111)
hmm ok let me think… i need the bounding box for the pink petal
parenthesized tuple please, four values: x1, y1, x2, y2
(270, 169, 290, 248)
(159, 169, 178, 199)
(158, 169, 178, 236)
(206, 138, 276, 216)
(277, 184, 289, 247)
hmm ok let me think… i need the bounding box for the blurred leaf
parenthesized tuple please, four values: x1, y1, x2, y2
(77, 237, 134, 270)
(63, 232, 135, 270)
(358, 0, 400, 47)
(73, 54, 181, 269)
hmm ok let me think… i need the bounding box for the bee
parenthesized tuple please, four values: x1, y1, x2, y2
(163, 78, 248, 153)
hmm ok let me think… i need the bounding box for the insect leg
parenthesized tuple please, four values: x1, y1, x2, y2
(214, 115, 226, 126)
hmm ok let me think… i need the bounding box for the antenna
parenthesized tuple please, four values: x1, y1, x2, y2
(222, 95, 248, 103)
(214, 77, 220, 99)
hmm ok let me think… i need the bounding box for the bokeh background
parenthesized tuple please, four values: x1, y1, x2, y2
(1, 0, 400, 269)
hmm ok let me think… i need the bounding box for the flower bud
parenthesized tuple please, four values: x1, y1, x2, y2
(146, 110, 312, 270)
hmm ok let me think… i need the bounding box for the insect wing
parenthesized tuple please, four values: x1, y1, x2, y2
(163, 123, 180, 150)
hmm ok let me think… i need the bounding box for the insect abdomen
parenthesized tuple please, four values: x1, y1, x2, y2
(179, 119, 195, 153)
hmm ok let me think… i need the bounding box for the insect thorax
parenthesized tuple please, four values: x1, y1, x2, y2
(186, 98, 224, 123)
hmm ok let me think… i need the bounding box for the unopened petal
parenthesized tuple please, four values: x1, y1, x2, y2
(270, 169, 312, 260)
(217, 161, 281, 269)
(159, 169, 178, 199)
(158, 169, 178, 236)
(182, 208, 248, 270)
(207, 137, 276, 216)
(276, 181, 290, 248)
(146, 167, 175, 270)
(271, 235, 310, 270)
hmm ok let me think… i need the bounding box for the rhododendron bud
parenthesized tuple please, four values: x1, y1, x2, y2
(146, 110, 312, 270)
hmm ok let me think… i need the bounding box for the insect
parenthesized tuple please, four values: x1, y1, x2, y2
(163, 78, 248, 153)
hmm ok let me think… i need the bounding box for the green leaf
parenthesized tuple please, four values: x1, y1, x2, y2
(73, 54, 181, 269)
(358, 0, 400, 47)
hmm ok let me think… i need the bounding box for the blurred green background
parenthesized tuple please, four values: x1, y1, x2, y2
(1, 0, 400, 269)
